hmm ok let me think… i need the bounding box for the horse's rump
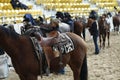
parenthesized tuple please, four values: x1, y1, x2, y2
(113, 16, 120, 26)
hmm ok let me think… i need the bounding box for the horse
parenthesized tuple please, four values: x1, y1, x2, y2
(86, 17, 110, 49)
(55, 11, 85, 39)
(75, 16, 87, 40)
(98, 15, 110, 48)
(50, 18, 84, 38)
(112, 15, 120, 33)
(74, 20, 84, 38)
(0, 25, 88, 80)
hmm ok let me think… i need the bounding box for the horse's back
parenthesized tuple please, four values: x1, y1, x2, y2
(66, 32, 87, 51)
(113, 16, 120, 25)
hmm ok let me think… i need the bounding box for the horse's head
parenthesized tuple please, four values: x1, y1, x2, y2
(50, 18, 59, 28)
(86, 18, 93, 28)
(99, 16, 106, 22)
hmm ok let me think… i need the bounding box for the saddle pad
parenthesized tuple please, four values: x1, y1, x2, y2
(53, 33, 74, 54)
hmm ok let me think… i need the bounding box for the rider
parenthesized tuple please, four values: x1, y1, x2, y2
(81, 15, 87, 40)
(56, 11, 65, 22)
(89, 10, 99, 54)
(23, 18, 34, 31)
(56, 11, 74, 32)
(63, 12, 74, 32)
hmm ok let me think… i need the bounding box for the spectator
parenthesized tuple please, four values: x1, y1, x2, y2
(10, 0, 29, 9)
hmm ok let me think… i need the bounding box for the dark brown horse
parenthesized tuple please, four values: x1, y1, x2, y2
(113, 14, 120, 33)
(98, 15, 110, 48)
(0, 25, 88, 80)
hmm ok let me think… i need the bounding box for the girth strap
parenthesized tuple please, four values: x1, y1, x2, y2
(30, 37, 43, 78)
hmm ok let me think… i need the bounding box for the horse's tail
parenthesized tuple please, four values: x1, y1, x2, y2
(80, 54, 88, 80)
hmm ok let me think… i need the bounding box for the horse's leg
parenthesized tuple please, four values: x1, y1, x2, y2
(69, 59, 81, 80)
(19, 74, 26, 80)
(101, 34, 104, 49)
(103, 32, 106, 49)
(25, 75, 38, 80)
(69, 56, 88, 80)
(114, 26, 116, 32)
(107, 31, 110, 47)
(19, 74, 37, 80)
(118, 25, 120, 34)
(69, 64, 81, 80)
(99, 34, 102, 49)
(82, 27, 86, 40)
(102, 35, 105, 49)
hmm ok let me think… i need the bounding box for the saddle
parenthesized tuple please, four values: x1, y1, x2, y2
(30, 32, 74, 76)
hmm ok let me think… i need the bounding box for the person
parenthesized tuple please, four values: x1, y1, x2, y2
(103, 14, 110, 26)
(0, 48, 9, 78)
(114, 6, 118, 15)
(23, 14, 36, 26)
(118, 11, 120, 15)
(89, 11, 99, 54)
(23, 18, 33, 31)
(21, 17, 35, 35)
(38, 16, 44, 25)
(56, 11, 65, 22)
(63, 12, 74, 32)
(56, 11, 74, 32)
(10, 0, 29, 9)
(81, 15, 87, 40)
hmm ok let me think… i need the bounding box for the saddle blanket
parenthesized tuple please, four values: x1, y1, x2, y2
(52, 33, 74, 54)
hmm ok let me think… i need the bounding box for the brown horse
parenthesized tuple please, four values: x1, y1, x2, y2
(0, 25, 88, 80)
(50, 19, 84, 39)
(98, 15, 110, 48)
(113, 15, 120, 33)
(86, 17, 110, 49)
(74, 20, 84, 38)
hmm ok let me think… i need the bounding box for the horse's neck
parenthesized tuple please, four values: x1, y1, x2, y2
(0, 36, 18, 57)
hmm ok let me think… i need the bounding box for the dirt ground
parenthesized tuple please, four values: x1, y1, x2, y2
(1, 32, 120, 80)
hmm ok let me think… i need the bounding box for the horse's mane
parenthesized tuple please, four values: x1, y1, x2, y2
(0, 25, 19, 39)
